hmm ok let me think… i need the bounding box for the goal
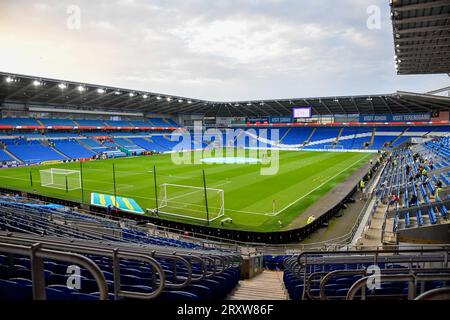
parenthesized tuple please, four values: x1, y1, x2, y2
(40, 168, 81, 191)
(157, 183, 224, 222)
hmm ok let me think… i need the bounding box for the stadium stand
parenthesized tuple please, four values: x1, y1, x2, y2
(2, 139, 67, 164)
(149, 118, 170, 127)
(0, 196, 240, 300)
(74, 119, 108, 127)
(279, 128, 313, 145)
(0, 149, 15, 162)
(52, 139, 96, 159)
(0, 118, 40, 126)
(282, 248, 450, 300)
(39, 118, 76, 127)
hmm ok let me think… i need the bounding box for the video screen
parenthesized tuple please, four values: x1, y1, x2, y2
(292, 107, 312, 118)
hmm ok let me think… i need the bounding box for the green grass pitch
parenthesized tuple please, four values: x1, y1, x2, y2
(0, 150, 370, 232)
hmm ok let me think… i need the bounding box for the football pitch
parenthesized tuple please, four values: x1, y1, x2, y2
(0, 150, 371, 232)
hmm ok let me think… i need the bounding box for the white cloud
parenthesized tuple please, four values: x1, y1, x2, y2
(0, 0, 447, 101)
(93, 20, 118, 32)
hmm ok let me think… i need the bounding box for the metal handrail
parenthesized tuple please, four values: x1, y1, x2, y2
(346, 274, 415, 300)
(0, 242, 109, 300)
(318, 268, 450, 300)
(346, 273, 450, 300)
(0, 229, 241, 284)
(296, 247, 450, 267)
(112, 249, 165, 300)
(318, 269, 366, 300)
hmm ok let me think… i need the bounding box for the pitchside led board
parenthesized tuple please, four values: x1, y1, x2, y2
(292, 107, 312, 119)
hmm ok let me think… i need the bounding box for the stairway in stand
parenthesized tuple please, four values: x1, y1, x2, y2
(357, 202, 386, 247)
(227, 270, 289, 300)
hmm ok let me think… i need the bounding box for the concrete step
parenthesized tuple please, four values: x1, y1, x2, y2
(227, 270, 289, 300)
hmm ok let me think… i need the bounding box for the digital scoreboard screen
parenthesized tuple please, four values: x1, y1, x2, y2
(292, 107, 312, 118)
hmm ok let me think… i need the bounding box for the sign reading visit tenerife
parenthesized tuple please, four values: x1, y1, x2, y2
(359, 113, 431, 123)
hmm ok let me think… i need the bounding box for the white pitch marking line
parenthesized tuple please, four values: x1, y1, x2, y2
(267, 154, 371, 216)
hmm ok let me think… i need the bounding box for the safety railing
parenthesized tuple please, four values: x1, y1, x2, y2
(0, 242, 108, 300)
(346, 273, 450, 300)
(0, 231, 240, 299)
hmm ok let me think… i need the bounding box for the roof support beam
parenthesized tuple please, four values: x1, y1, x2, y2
(386, 96, 413, 113)
(274, 100, 294, 115)
(380, 96, 394, 114)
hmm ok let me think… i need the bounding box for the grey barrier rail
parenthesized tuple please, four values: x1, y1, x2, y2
(0, 242, 109, 300)
(415, 287, 450, 300)
(0, 236, 166, 299)
(294, 247, 450, 267)
(346, 273, 450, 300)
(112, 249, 165, 300)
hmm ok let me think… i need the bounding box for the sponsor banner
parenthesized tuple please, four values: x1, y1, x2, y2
(359, 113, 431, 123)
(231, 117, 246, 125)
(270, 116, 293, 123)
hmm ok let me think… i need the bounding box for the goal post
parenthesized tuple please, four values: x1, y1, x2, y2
(157, 183, 224, 222)
(40, 168, 81, 191)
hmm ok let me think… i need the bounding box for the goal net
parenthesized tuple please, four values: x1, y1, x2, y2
(40, 168, 81, 191)
(157, 183, 224, 222)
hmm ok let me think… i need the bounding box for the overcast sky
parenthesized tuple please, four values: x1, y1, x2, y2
(0, 0, 448, 101)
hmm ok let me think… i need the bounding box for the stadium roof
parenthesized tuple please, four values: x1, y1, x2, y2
(1, 71, 449, 117)
(390, 0, 450, 75)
